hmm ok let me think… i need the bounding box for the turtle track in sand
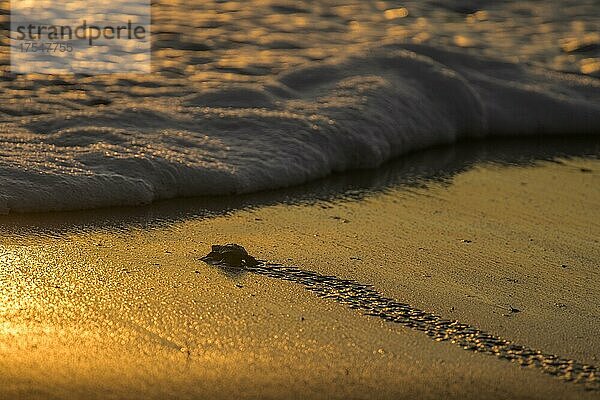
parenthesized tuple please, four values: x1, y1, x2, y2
(241, 262, 599, 390)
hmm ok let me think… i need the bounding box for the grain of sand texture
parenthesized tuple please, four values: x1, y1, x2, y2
(0, 151, 598, 399)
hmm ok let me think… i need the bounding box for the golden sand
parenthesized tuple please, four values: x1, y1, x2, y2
(0, 157, 598, 399)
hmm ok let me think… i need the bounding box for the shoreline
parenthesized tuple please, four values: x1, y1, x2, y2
(0, 134, 598, 222)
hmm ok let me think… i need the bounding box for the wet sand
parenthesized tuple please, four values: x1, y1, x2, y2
(0, 149, 598, 399)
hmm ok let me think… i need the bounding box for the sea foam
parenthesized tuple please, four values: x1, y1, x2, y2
(1, 43, 599, 213)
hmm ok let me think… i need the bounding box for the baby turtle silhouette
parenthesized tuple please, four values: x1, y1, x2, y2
(201, 244, 259, 268)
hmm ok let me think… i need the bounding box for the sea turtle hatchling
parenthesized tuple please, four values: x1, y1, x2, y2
(201, 244, 259, 268)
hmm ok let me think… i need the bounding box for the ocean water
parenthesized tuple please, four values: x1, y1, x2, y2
(0, 0, 599, 213)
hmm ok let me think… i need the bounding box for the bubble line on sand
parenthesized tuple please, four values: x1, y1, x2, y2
(245, 262, 599, 390)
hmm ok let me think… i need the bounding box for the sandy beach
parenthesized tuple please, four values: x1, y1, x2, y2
(1, 141, 598, 399)
(1, 1, 600, 398)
